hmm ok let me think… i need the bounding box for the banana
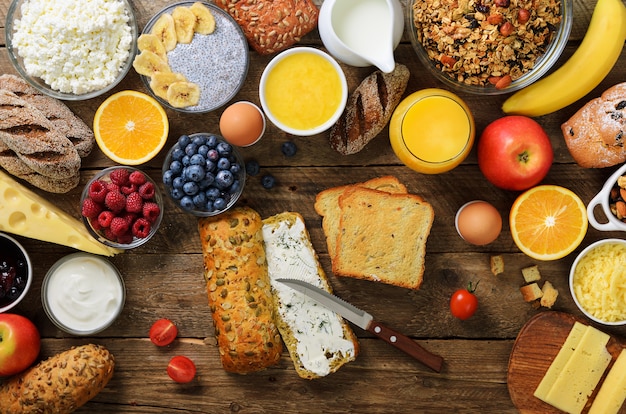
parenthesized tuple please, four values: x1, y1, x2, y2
(172, 6, 196, 44)
(190, 2, 216, 35)
(137, 33, 168, 63)
(150, 72, 187, 100)
(167, 81, 201, 108)
(132, 51, 171, 77)
(502, 0, 626, 117)
(151, 13, 178, 52)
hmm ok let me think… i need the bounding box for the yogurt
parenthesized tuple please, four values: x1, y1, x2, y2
(43, 253, 125, 335)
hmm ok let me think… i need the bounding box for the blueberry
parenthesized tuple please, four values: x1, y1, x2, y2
(229, 179, 241, 194)
(230, 163, 241, 175)
(207, 149, 219, 161)
(204, 200, 215, 212)
(172, 176, 185, 189)
(193, 192, 207, 208)
(169, 160, 183, 174)
(205, 160, 216, 172)
(170, 188, 184, 200)
(261, 174, 276, 189)
(178, 134, 191, 147)
(182, 155, 191, 167)
(183, 181, 199, 195)
(180, 196, 195, 211)
(206, 135, 218, 148)
(215, 170, 234, 189)
(281, 141, 297, 157)
(206, 187, 220, 200)
(214, 197, 227, 211)
(245, 160, 260, 176)
(187, 165, 206, 182)
(198, 174, 215, 189)
(190, 154, 205, 166)
(198, 145, 209, 157)
(185, 143, 199, 156)
(216, 141, 232, 156)
(192, 135, 206, 146)
(217, 157, 231, 170)
(171, 147, 185, 161)
(162, 170, 174, 186)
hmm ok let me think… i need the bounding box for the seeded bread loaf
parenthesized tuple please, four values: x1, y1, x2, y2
(333, 187, 434, 289)
(214, 0, 319, 55)
(561, 82, 626, 168)
(0, 344, 114, 414)
(314, 176, 407, 257)
(330, 64, 410, 155)
(198, 207, 283, 374)
(262, 212, 358, 379)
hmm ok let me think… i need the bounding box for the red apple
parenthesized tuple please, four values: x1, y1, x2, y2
(0, 313, 40, 376)
(477, 116, 553, 191)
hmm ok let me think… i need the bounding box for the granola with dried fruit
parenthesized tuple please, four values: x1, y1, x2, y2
(412, 0, 562, 88)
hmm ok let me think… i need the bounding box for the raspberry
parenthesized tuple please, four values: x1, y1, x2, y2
(142, 202, 161, 223)
(88, 180, 108, 203)
(81, 198, 102, 219)
(98, 211, 114, 228)
(90, 218, 102, 231)
(117, 232, 134, 245)
(106, 182, 120, 193)
(120, 182, 137, 195)
(126, 192, 144, 213)
(121, 212, 138, 225)
(105, 191, 126, 213)
(110, 217, 130, 237)
(104, 228, 117, 241)
(129, 170, 147, 186)
(132, 218, 151, 238)
(109, 168, 130, 185)
(138, 181, 155, 199)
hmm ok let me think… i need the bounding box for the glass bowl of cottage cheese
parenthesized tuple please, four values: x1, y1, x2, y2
(5, 0, 138, 100)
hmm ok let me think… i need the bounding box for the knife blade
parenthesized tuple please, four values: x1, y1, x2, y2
(276, 278, 444, 373)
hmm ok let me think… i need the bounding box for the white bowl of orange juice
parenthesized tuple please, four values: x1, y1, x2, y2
(259, 47, 348, 136)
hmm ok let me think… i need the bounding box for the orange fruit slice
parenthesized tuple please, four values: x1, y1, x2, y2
(94, 90, 169, 165)
(510, 185, 588, 261)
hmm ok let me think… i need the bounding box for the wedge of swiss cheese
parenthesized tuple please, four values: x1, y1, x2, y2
(0, 170, 120, 256)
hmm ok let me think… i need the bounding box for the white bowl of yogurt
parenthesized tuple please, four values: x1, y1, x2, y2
(42, 253, 125, 335)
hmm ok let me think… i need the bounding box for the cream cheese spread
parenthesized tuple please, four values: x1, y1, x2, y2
(262, 216, 357, 377)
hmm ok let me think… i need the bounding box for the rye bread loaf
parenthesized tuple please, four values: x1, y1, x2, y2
(330, 64, 410, 155)
(0, 74, 94, 158)
(0, 148, 79, 193)
(198, 207, 283, 374)
(332, 187, 434, 289)
(262, 212, 358, 379)
(214, 0, 319, 55)
(0, 344, 115, 414)
(314, 176, 408, 256)
(561, 82, 626, 168)
(0, 90, 81, 180)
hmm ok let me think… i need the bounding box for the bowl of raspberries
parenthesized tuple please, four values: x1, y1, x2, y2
(80, 166, 163, 249)
(162, 133, 245, 216)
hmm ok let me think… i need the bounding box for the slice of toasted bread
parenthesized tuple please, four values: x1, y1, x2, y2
(332, 187, 434, 290)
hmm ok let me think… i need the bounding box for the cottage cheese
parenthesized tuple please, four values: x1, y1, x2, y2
(12, 0, 133, 95)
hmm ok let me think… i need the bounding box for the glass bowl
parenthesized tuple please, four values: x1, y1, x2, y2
(5, 0, 138, 100)
(407, 0, 573, 95)
(42, 253, 126, 335)
(138, 1, 249, 113)
(0, 232, 32, 313)
(162, 133, 246, 216)
(81, 166, 164, 249)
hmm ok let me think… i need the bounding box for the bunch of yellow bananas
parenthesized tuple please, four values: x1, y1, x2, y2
(502, 0, 626, 117)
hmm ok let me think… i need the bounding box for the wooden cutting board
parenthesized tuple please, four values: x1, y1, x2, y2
(507, 311, 626, 414)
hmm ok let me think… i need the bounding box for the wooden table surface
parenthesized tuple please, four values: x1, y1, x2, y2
(1, 0, 625, 412)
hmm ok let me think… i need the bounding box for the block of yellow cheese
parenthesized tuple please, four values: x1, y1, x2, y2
(588, 348, 626, 414)
(0, 170, 120, 256)
(542, 325, 612, 414)
(534, 321, 587, 400)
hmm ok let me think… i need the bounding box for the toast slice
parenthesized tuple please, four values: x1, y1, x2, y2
(333, 187, 434, 290)
(262, 212, 359, 379)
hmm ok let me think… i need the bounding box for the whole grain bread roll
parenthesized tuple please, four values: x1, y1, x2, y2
(330, 64, 410, 155)
(561, 82, 626, 168)
(198, 207, 283, 374)
(0, 344, 115, 414)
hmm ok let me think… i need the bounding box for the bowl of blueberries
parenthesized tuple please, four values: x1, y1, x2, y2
(162, 133, 245, 216)
(0, 232, 32, 313)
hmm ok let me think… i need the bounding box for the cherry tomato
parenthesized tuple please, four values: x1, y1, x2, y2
(450, 281, 479, 320)
(149, 318, 178, 346)
(167, 355, 196, 383)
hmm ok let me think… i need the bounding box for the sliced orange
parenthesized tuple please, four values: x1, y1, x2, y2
(509, 185, 588, 261)
(94, 90, 169, 165)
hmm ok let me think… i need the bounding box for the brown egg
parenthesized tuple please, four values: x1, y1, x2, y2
(219, 101, 265, 147)
(455, 201, 502, 245)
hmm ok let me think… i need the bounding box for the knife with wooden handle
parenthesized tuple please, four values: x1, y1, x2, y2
(276, 278, 444, 373)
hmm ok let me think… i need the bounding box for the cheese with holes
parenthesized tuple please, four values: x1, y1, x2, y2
(534, 321, 587, 400)
(0, 170, 120, 256)
(541, 325, 612, 414)
(588, 348, 626, 414)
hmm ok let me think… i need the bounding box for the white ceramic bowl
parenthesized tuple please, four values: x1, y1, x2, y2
(5, 0, 138, 100)
(569, 239, 626, 326)
(0, 232, 32, 313)
(259, 47, 348, 136)
(587, 162, 626, 232)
